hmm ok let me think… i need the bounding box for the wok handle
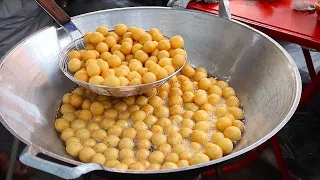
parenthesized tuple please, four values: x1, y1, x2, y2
(172, 0, 231, 20)
(19, 145, 104, 179)
(218, 0, 231, 20)
(35, 0, 71, 25)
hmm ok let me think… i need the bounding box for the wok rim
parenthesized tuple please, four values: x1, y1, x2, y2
(0, 6, 302, 174)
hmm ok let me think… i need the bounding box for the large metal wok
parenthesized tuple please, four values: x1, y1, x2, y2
(0, 4, 301, 180)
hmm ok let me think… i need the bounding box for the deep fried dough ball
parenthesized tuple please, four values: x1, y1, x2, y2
(217, 138, 233, 155)
(216, 117, 232, 132)
(154, 106, 169, 118)
(211, 132, 224, 144)
(107, 125, 123, 137)
(216, 80, 229, 89)
(158, 40, 171, 51)
(142, 72, 157, 84)
(130, 110, 147, 122)
(68, 50, 81, 60)
(181, 66, 195, 78)
(139, 34, 152, 45)
(228, 107, 244, 119)
(165, 153, 179, 163)
(193, 110, 210, 122)
(55, 118, 70, 132)
(104, 36, 117, 48)
(90, 32, 104, 44)
(78, 110, 93, 121)
(204, 143, 223, 160)
(140, 104, 154, 115)
(148, 151, 165, 164)
(114, 24, 128, 36)
(66, 137, 80, 146)
(215, 106, 228, 117)
(96, 42, 109, 53)
(88, 76, 104, 85)
(121, 157, 136, 166)
(69, 94, 83, 107)
(119, 148, 134, 159)
(161, 162, 178, 169)
(129, 162, 146, 170)
(91, 129, 107, 141)
(232, 120, 244, 132)
(222, 87, 236, 98)
(75, 128, 91, 140)
(171, 48, 186, 58)
(227, 96, 240, 107)
(223, 126, 242, 141)
(82, 138, 96, 147)
(105, 160, 120, 168)
(169, 105, 183, 116)
(68, 58, 81, 72)
(96, 26, 108, 36)
(169, 35, 184, 49)
(146, 164, 161, 170)
(120, 42, 132, 55)
(190, 153, 210, 165)
(151, 133, 167, 146)
(167, 132, 182, 145)
(150, 125, 164, 134)
(66, 141, 83, 157)
(143, 41, 156, 53)
(79, 147, 96, 163)
(191, 130, 208, 144)
(89, 102, 104, 116)
(92, 143, 108, 153)
(135, 50, 148, 63)
(135, 148, 150, 161)
(60, 128, 75, 141)
(132, 44, 143, 54)
(137, 139, 151, 149)
(103, 76, 120, 86)
(172, 144, 186, 154)
(132, 28, 145, 41)
(106, 55, 121, 68)
(122, 127, 137, 139)
(71, 119, 86, 130)
(103, 148, 119, 160)
(136, 129, 153, 140)
(113, 163, 128, 170)
(82, 50, 96, 61)
(119, 137, 134, 149)
(157, 50, 170, 60)
(194, 121, 211, 132)
(91, 153, 106, 165)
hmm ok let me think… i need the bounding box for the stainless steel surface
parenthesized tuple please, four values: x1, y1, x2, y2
(218, 0, 231, 20)
(20, 145, 104, 179)
(0, 7, 301, 178)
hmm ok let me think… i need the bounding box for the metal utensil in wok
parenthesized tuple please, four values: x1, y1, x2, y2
(0, 2, 301, 180)
(35, 0, 186, 97)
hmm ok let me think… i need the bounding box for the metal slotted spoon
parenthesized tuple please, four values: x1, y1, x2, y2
(36, 0, 186, 97)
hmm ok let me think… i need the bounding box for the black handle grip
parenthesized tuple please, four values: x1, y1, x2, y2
(35, 0, 71, 25)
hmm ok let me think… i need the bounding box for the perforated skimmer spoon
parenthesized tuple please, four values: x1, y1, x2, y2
(35, 0, 186, 97)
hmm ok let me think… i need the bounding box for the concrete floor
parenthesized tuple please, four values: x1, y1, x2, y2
(1, 0, 320, 180)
